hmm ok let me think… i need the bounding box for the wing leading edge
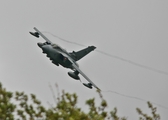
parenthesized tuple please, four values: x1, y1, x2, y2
(72, 63, 100, 90)
(33, 27, 52, 44)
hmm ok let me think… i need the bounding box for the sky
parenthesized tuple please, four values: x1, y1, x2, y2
(0, 0, 168, 119)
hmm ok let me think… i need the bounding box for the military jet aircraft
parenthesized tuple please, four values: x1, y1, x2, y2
(30, 27, 100, 90)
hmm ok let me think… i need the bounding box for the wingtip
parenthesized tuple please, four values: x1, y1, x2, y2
(96, 87, 101, 91)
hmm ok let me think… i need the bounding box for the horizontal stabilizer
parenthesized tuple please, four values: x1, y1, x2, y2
(69, 46, 96, 61)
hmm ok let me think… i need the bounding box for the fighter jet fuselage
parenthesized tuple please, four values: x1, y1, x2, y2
(38, 42, 73, 68)
(30, 27, 100, 90)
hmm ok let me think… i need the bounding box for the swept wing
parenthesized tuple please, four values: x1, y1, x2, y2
(34, 27, 52, 44)
(72, 63, 100, 90)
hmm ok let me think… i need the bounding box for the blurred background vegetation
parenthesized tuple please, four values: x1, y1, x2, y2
(0, 82, 160, 120)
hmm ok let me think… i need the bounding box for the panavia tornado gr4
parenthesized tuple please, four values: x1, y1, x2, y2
(30, 27, 100, 90)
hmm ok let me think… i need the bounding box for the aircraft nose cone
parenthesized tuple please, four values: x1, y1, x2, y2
(37, 43, 43, 48)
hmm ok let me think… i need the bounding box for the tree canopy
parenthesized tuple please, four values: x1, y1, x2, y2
(0, 82, 160, 120)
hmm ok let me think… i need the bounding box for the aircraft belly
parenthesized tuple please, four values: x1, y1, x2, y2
(41, 45, 72, 68)
(48, 51, 72, 68)
(57, 55, 72, 68)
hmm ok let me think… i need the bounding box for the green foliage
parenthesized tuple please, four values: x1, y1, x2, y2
(0, 82, 160, 120)
(0, 82, 16, 120)
(136, 101, 160, 120)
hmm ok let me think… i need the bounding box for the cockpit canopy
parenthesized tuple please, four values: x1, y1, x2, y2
(51, 44, 60, 49)
(51, 44, 67, 52)
(38, 42, 67, 52)
(52, 44, 63, 51)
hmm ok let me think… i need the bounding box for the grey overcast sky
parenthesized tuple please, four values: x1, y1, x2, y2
(0, 0, 168, 119)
